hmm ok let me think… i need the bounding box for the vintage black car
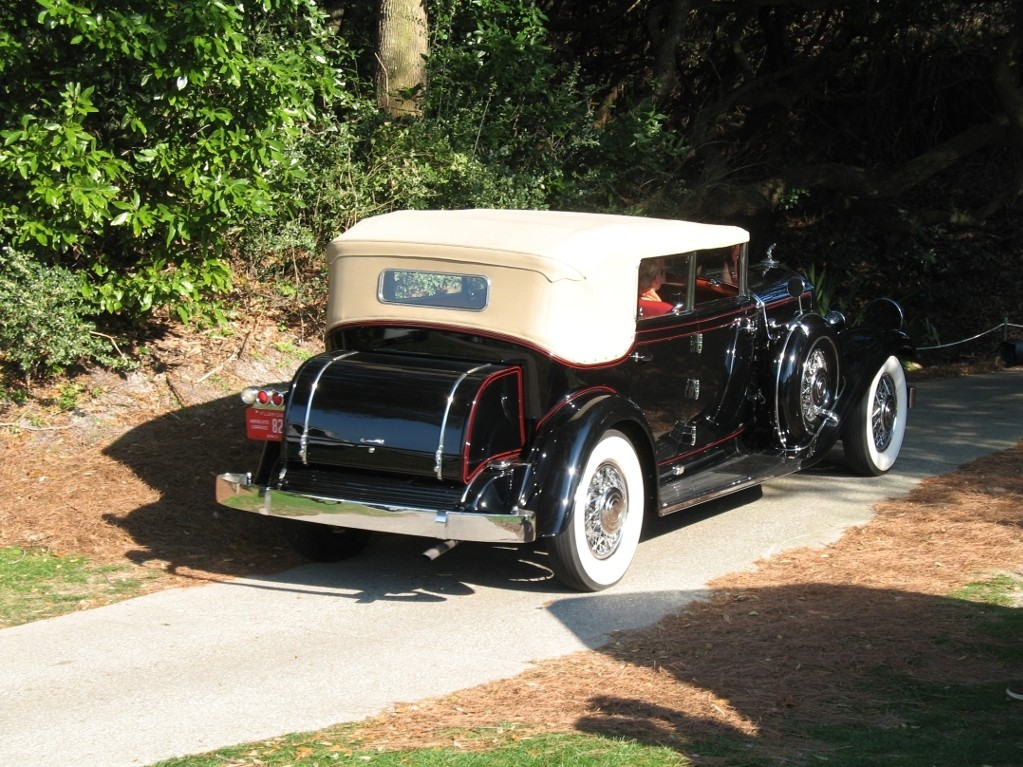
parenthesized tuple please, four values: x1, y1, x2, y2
(216, 209, 914, 591)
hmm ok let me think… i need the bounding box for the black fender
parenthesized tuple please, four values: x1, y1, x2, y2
(516, 390, 656, 539)
(772, 313, 841, 453)
(833, 297, 915, 427)
(836, 327, 915, 431)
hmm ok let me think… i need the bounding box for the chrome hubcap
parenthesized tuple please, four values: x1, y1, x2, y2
(871, 373, 897, 451)
(583, 463, 628, 560)
(800, 348, 832, 427)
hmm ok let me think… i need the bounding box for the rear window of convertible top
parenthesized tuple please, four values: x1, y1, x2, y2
(378, 269, 489, 311)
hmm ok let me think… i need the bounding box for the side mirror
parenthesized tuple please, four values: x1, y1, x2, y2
(787, 276, 808, 314)
(787, 276, 805, 298)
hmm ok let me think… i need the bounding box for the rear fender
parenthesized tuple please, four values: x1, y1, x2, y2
(517, 391, 656, 538)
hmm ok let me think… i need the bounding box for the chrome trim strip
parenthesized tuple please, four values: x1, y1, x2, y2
(298, 351, 358, 465)
(215, 472, 535, 544)
(435, 363, 490, 480)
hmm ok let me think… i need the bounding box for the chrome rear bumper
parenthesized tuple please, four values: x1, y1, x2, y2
(215, 472, 536, 544)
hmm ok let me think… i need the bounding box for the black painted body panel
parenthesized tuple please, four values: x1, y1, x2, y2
(283, 350, 523, 482)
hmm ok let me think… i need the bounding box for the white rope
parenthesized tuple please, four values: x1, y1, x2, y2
(917, 320, 1022, 351)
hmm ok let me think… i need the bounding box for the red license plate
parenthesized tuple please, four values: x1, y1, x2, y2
(245, 408, 284, 442)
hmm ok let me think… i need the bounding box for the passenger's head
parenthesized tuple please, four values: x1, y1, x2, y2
(639, 259, 665, 293)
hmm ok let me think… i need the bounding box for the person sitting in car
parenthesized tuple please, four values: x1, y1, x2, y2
(638, 259, 674, 317)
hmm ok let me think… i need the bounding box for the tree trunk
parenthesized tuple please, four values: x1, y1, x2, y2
(377, 0, 428, 118)
(650, 0, 691, 105)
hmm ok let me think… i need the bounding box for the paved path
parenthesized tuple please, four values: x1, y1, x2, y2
(1, 370, 1021, 767)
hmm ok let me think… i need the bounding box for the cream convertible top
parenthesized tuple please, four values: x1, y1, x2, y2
(326, 209, 749, 366)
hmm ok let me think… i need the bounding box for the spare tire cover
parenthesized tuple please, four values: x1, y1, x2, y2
(773, 316, 840, 450)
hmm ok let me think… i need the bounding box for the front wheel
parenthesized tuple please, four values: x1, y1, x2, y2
(843, 355, 908, 476)
(546, 430, 645, 591)
(279, 519, 372, 562)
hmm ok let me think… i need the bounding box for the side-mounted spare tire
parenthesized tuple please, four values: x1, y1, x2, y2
(773, 315, 840, 451)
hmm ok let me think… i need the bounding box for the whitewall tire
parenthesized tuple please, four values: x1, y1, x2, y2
(546, 430, 645, 591)
(843, 355, 908, 476)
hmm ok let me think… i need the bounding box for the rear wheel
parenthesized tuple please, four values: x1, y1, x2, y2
(546, 430, 644, 592)
(280, 520, 372, 562)
(843, 355, 908, 475)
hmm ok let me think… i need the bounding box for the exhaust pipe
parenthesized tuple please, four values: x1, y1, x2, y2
(423, 539, 459, 561)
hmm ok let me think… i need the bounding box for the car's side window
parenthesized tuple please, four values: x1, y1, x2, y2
(638, 253, 691, 320)
(693, 246, 742, 306)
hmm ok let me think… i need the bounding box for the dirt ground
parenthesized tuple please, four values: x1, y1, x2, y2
(1, 320, 1021, 754)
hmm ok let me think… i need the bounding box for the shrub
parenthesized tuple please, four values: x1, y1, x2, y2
(0, 0, 347, 321)
(0, 248, 131, 387)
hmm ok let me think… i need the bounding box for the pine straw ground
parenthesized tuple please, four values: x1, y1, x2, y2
(1, 323, 1021, 757)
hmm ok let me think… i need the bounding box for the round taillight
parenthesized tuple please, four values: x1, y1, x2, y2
(257, 390, 270, 405)
(271, 391, 284, 406)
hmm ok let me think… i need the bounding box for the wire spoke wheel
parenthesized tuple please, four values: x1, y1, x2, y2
(582, 463, 629, 559)
(547, 430, 644, 591)
(844, 355, 908, 476)
(870, 373, 898, 452)
(775, 323, 840, 449)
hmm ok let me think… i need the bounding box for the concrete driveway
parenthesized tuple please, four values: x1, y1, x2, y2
(1, 369, 1020, 767)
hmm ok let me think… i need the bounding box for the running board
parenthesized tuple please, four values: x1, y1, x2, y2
(658, 453, 801, 516)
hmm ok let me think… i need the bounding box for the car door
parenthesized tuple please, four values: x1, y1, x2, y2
(613, 248, 758, 471)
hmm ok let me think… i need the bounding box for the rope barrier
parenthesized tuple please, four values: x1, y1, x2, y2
(917, 319, 1023, 352)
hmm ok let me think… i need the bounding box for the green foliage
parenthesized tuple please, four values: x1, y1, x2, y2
(427, 0, 582, 173)
(3, 0, 1006, 374)
(0, 247, 132, 384)
(804, 263, 842, 316)
(237, 109, 553, 272)
(53, 382, 86, 411)
(0, 0, 347, 320)
(238, 0, 694, 315)
(82, 257, 233, 324)
(0, 81, 128, 250)
(356, 118, 553, 210)
(562, 106, 690, 211)
(237, 2, 574, 285)
(427, 0, 691, 211)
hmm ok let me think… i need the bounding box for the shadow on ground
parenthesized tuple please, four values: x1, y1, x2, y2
(102, 394, 307, 578)
(563, 582, 1023, 763)
(362, 580, 1023, 764)
(355, 441, 1023, 762)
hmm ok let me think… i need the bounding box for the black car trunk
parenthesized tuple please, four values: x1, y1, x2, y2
(282, 350, 525, 483)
